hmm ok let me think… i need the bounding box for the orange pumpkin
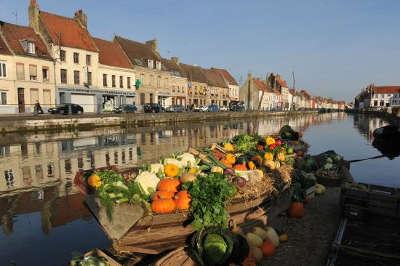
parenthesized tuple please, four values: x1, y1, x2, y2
(175, 190, 191, 210)
(151, 198, 176, 214)
(152, 191, 175, 200)
(234, 163, 247, 171)
(221, 158, 233, 168)
(158, 178, 180, 192)
(262, 240, 276, 257)
(288, 202, 304, 218)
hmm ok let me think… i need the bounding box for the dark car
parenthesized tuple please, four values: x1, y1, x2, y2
(114, 104, 137, 114)
(48, 103, 84, 115)
(208, 104, 220, 112)
(166, 105, 185, 112)
(229, 101, 245, 112)
(143, 103, 164, 113)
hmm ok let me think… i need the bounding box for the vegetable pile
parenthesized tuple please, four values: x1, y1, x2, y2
(81, 126, 308, 231)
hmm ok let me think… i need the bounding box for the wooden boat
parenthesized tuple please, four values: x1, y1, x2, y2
(74, 167, 293, 255)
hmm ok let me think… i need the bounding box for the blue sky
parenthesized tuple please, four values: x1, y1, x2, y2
(1, 0, 399, 101)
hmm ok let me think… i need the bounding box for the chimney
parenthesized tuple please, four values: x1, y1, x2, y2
(145, 39, 158, 51)
(29, 0, 40, 32)
(74, 9, 88, 29)
(171, 56, 179, 65)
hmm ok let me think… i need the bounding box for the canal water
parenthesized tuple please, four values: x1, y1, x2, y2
(0, 113, 399, 265)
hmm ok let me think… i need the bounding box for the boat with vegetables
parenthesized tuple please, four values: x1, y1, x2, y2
(74, 126, 314, 255)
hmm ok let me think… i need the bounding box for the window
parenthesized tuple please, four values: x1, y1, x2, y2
(112, 75, 116, 87)
(0, 92, 6, 105)
(42, 67, 49, 81)
(21, 40, 36, 54)
(0, 62, 6, 77)
(16, 63, 25, 80)
(120, 76, 123, 88)
(157, 76, 161, 88)
(60, 69, 67, 84)
(127, 77, 131, 88)
(148, 59, 154, 69)
(103, 74, 107, 87)
(140, 73, 144, 84)
(73, 52, 79, 64)
(74, 70, 80, 85)
(86, 54, 91, 65)
(87, 72, 92, 86)
(60, 50, 66, 62)
(156, 61, 161, 70)
(29, 64, 37, 80)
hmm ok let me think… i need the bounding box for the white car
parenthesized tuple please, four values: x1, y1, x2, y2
(200, 105, 209, 112)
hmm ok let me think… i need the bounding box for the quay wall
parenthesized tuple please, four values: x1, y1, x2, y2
(0, 111, 318, 134)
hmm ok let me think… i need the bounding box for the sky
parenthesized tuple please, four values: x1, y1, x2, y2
(1, 0, 399, 102)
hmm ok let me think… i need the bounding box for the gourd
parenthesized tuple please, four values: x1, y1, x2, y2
(279, 233, 288, 242)
(315, 184, 326, 194)
(175, 190, 191, 210)
(275, 161, 281, 169)
(87, 174, 102, 189)
(164, 163, 179, 178)
(211, 166, 224, 174)
(225, 153, 236, 165)
(265, 136, 275, 146)
(252, 227, 268, 240)
(234, 163, 247, 171)
(277, 152, 286, 162)
(151, 198, 176, 213)
(248, 161, 256, 170)
(223, 143, 235, 152)
(263, 160, 276, 170)
(249, 246, 263, 262)
(158, 178, 180, 192)
(264, 226, 280, 247)
(250, 155, 263, 166)
(288, 202, 304, 218)
(262, 240, 276, 257)
(246, 232, 263, 247)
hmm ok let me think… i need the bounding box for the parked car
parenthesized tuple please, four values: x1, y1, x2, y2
(114, 104, 137, 114)
(143, 103, 164, 113)
(166, 105, 185, 112)
(199, 105, 209, 112)
(229, 101, 245, 112)
(220, 105, 229, 112)
(208, 104, 220, 112)
(48, 103, 84, 115)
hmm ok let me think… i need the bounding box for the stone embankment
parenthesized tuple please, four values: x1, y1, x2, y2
(0, 111, 318, 134)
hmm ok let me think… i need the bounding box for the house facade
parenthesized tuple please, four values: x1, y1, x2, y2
(0, 21, 55, 114)
(212, 68, 239, 102)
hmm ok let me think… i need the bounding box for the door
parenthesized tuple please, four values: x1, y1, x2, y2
(71, 94, 95, 112)
(18, 88, 25, 113)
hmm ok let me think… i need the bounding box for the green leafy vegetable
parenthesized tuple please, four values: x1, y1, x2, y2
(231, 134, 258, 153)
(188, 173, 236, 230)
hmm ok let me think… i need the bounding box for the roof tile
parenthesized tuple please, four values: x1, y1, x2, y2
(93, 37, 132, 69)
(39, 11, 97, 52)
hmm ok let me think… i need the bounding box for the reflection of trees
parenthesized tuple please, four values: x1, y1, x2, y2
(0, 195, 20, 236)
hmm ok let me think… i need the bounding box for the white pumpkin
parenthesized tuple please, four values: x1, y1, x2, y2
(246, 232, 263, 247)
(253, 227, 268, 240)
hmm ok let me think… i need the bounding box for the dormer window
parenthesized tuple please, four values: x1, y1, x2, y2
(156, 61, 161, 70)
(21, 40, 36, 55)
(148, 59, 154, 69)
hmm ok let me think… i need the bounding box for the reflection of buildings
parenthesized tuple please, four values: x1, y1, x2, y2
(353, 114, 388, 142)
(0, 114, 348, 236)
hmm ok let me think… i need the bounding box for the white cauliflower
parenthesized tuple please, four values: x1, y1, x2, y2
(178, 153, 197, 167)
(150, 163, 164, 174)
(164, 158, 182, 168)
(135, 171, 160, 195)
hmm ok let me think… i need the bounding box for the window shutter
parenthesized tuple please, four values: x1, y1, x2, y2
(16, 64, 25, 80)
(29, 65, 37, 76)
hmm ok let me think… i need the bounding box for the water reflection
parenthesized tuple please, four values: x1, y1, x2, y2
(0, 113, 348, 265)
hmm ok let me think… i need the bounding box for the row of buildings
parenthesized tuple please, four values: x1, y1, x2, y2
(239, 73, 345, 111)
(0, 0, 239, 113)
(354, 84, 400, 111)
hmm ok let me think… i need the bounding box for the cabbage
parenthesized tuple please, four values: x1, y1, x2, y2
(204, 233, 228, 265)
